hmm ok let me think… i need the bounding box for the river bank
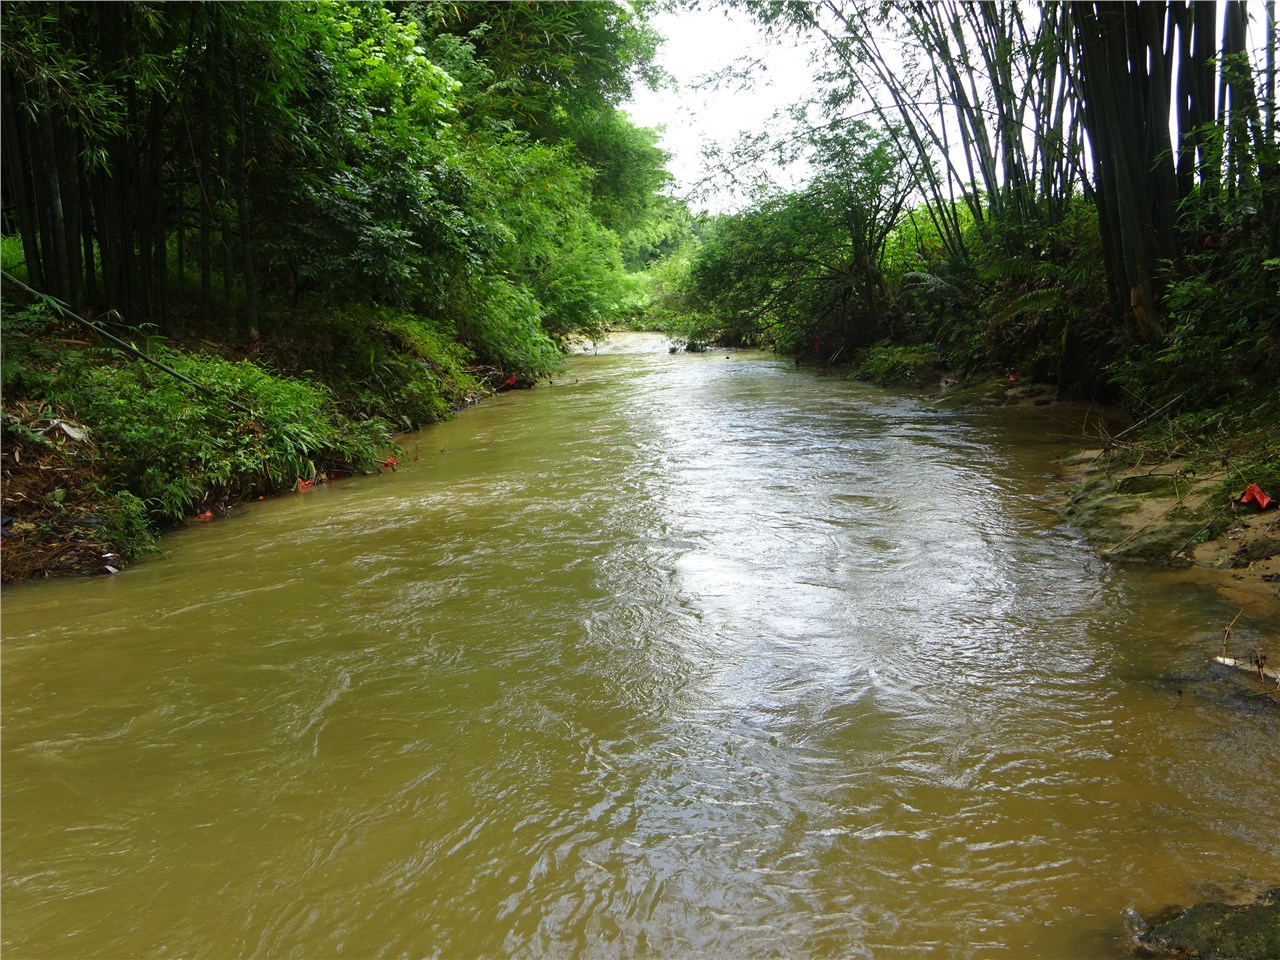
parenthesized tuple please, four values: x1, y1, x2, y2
(926, 375, 1280, 618)
(5, 336, 1276, 958)
(0, 300, 501, 585)
(7, 352, 1279, 616)
(1060, 446, 1280, 615)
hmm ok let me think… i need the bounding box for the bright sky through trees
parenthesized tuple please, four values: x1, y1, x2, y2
(629, 1, 1276, 216)
(623, 5, 815, 213)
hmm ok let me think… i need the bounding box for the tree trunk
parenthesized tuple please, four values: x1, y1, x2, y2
(148, 93, 169, 334)
(34, 105, 71, 302)
(1, 70, 46, 291)
(1193, 0, 1222, 199)
(233, 67, 258, 338)
(1143, 1, 1179, 253)
(79, 149, 97, 306)
(1223, 0, 1269, 193)
(176, 115, 186, 297)
(199, 17, 214, 340)
(1268, 0, 1277, 145)
(1072, 2, 1164, 338)
(135, 84, 155, 322)
(217, 79, 237, 342)
(54, 122, 85, 311)
(1174, 2, 1197, 198)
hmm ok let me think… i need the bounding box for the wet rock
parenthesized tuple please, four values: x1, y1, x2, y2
(1108, 526, 1201, 565)
(934, 377, 1012, 406)
(1230, 537, 1280, 568)
(1117, 474, 1183, 496)
(1061, 448, 1106, 467)
(1140, 887, 1280, 959)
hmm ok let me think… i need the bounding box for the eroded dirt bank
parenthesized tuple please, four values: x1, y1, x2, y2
(1060, 447, 1280, 614)
(933, 376, 1280, 618)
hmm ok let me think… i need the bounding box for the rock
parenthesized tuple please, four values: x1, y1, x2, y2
(1108, 526, 1201, 565)
(1141, 887, 1280, 959)
(1231, 537, 1280, 568)
(1117, 473, 1183, 496)
(1061, 448, 1106, 467)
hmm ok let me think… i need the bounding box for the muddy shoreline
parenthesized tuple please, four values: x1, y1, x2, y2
(931, 377, 1280, 619)
(1057, 448, 1280, 617)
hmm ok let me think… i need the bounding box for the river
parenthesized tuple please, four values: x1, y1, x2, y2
(3, 332, 1277, 958)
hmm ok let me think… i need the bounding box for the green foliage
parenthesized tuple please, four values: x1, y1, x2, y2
(0, 1, 149, 145)
(457, 136, 633, 349)
(4, 0, 671, 391)
(381, 312, 473, 381)
(0, 301, 65, 396)
(889, 195, 1112, 394)
(418, 0, 662, 139)
(1, 0, 683, 582)
(1, 235, 27, 275)
(568, 105, 672, 235)
(446, 273, 563, 380)
(534, 214, 629, 342)
(621, 195, 698, 271)
(682, 120, 914, 355)
(96, 488, 157, 561)
(251, 2, 480, 307)
(266, 307, 476, 430)
(1111, 178, 1280, 409)
(849, 344, 940, 387)
(241, 1, 654, 360)
(629, 248, 697, 332)
(58, 348, 388, 522)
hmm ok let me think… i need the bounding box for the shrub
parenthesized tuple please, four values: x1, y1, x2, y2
(267, 308, 478, 429)
(849, 344, 941, 387)
(60, 348, 389, 522)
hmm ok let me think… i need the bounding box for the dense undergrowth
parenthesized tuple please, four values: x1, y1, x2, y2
(0, 290, 503, 582)
(1, 0, 666, 581)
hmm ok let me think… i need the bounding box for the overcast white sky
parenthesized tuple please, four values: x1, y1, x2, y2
(622, 5, 817, 213)
(628, 3, 1277, 217)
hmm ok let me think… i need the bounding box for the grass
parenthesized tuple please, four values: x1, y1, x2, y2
(2, 296, 403, 574)
(1, 234, 28, 275)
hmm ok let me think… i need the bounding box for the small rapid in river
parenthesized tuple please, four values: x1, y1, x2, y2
(3, 333, 1277, 958)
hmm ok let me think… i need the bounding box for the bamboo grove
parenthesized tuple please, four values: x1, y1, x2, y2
(679, 0, 1278, 406)
(1, 1, 668, 358)
(4, 0, 1279, 412)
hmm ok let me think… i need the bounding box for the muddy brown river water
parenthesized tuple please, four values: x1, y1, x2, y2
(3, 333, 1277, 958)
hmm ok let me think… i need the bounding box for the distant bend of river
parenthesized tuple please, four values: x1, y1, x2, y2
(3, 332, 1277, 959)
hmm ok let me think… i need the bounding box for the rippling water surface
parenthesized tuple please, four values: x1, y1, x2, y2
(3, 333, 1277, 958)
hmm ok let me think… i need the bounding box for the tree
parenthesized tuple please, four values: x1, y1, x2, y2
(3, 0, 670, 378)
(686, 121, 913, 353)
(416, 0, 669, 233)
(717, 0, 1277, 399)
